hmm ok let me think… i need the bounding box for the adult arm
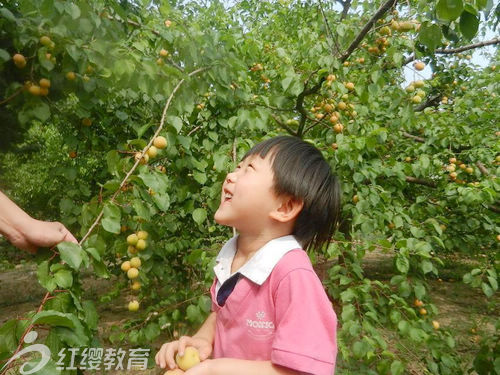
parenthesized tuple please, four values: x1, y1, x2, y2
(0, 191, 77, 253)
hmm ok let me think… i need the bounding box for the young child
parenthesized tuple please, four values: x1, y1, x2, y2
(155, 135, 341, 375)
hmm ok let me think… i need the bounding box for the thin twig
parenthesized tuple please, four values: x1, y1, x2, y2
(404, 38, 500, 65)
(0, 87, 23, 106)
(402, 131, 425, 143)
(318, 1, 341, 56)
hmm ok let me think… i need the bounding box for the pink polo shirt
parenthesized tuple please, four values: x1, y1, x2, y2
(210, 235, 337, 375)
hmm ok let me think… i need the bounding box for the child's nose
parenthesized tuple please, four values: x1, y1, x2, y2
(226, 171, 237, 183)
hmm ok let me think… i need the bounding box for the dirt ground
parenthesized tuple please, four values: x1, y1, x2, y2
(0, 251, 497, 375)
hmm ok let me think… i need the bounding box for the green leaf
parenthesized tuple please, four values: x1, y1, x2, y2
(37, 260, 57, 292)
(0, 320, 19, 353)
(32, 102, 51, 122)
(421, 260, 433, 274)
(54, 269, 73, 288)
(436, 0, 464, 21)
(418, 22, 443, 51)
(64, 3, 81, 19)
(186, 304, 202, 323)
(0, 48, 10, 62)
(391, 360, 405, 375)
(32, 310, 79, 329)
(481, 282, 494, 297)
(152, 192, 171, 211)
(459, 11, 479, 40)
(0, 8, 16, 22)
(82, 301, 98, 330)
(192, 208, 207, 225)
(57, 242, 83, 270)
(193, 171, 207, 184)
(396, 254, 409, 274)
(102, 203, 121, 234)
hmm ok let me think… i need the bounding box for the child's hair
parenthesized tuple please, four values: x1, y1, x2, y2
(242, 135, 341, 252)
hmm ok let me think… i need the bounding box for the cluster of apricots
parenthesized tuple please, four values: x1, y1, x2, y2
(311, 77, 357, 134)
(156, 48, 170, 66)
(134, 136, 168, 165)
(413, 299, 440, 330)
(405, 79, 426, 104)
(445, 157, 478, 185)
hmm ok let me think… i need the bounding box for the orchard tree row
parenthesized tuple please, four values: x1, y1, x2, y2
(0, 0, 499, 374)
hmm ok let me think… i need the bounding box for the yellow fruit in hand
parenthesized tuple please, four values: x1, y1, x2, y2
(136, 239, 147, 251)
(128, 300, 139, 312)
(130, 257, 141, 268)
(127, 267, 139, 279)
(154, 136, 168, 149)
(121, 261, 131, 272)
(137, 230, 149, 240)
(175, 347, 200, 371)
(127, 233, 139, 246)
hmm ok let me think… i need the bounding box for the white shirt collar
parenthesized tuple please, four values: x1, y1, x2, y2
(214, 234, 302, 287)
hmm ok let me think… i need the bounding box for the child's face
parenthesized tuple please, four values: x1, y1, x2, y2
(214, 153, 283, 233)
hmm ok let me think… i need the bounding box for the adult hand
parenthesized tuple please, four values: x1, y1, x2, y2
(9, 218, 78, 253)
(0, 191, 78, 253)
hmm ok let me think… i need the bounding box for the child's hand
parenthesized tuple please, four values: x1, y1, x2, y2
(155, 336, 212, 370)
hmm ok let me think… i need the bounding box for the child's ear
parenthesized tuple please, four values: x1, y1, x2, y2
(270, 196, 304, 223)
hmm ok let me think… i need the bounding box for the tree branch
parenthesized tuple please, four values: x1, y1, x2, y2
(340, 0, 398, 62)
(405, 176, 437, 188)
(270, 114, 296, 135)
(488, 204, 500, 214)
(415, 94, 442, 112)
(339, 0, 352, 20)
(404, 38, 500, 65)
(476, 161, 489, 176)
(295, 0, 397, 137)
(402, 131, 425, 143)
